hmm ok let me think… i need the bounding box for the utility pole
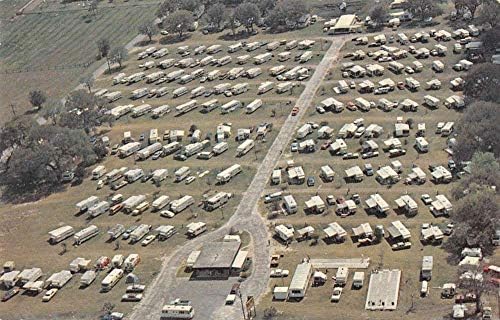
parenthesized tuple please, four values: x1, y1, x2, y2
(237, 289, 247, 320)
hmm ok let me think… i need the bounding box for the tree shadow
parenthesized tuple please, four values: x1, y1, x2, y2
(158, 34, 192, 45)
(0, 184, 66, 204)
(217, 30, 255, 42)
(136, 39, 157, 47)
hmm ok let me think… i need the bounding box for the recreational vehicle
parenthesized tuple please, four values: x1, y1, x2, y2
(74, 225, 99, 245)
(216, 164, 242, 183)
(236, 139, 254, 157)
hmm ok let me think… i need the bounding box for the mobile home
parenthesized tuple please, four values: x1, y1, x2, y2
(246, 99, 263, 114)
(176, 100, 198, 115)
(236, 139, 255, 157)
(186, 222, 207, 238)
(288, 262, 312, 300)
(216, 164, 242, 183)
(74, 225, 99, 245)
(101, 268, 124, 292)
(48, 225, 75, 244)
(170, 195, 195, 213)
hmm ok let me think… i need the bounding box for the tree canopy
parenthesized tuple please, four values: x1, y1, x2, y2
(138, 21, 159, 42)
(163, 9, 195, 38)
(29, 90, 47, 109)
(463, 63, 500, 103)
(403, 0, 443, 20)
(234, 2, 261, 33)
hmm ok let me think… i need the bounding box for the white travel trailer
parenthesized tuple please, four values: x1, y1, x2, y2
(207, 69, 220, 81)
(163, 141, 182, 155)
(217, 55, 232, 66)
(275, 224, 294, 242)
(246, 67, 262, 79)
(74, 225, 99, 245)
(123, 195, 147, 213)
(191, 86, 206, 98)
(152, 169, 169, 183)
(297, 123, 313, 139)
(170, 196, 195, 213)
(80, 270, 97, 287)
(276, 82, 294, 93)
(204, 192, 231, 211)
(175, 167, 191, 182)
(48, 225, 75, 244)
(110, 104, 133, 119)
(166, 70, 184, 81)
(221, 100, 242, 114)
(113, 73, 126, 84)
(216, 164, 242, 183)
(207, 44, 222, 54)
(258, 81, 274, 94)
(228, 42, 243, 53)
(101, 268, 124, 292)
(231, 83, 249, 95)
(88, 201, 110, 218)
(172, 86, 188, 98)
(299, 51, 313, 63)
(212, 142, 228, 155)
(76, 196, 99, 212)
(200, 99, 219, 113)
(283, 195, 298, 214)
(286, 40, 298, 50)
(92, 165, 106, 180)
(130, 224, 151, 243)
(187, 222, 207, 238)
(132, 104, 152, 117)
(278, 51, 291, 62)
(152, 105, 171, 118)
(136, 142, 162, 160)
(161, 304, 195, 320)
(254, 53, 273, 65)
(228, 67, 245, 80)
(246, 99, 263, 114)
(131, 88, 149, 100)
(270, 65, 287, 76)
(118, 142, 141, 158)
(288, 262, 312, 300)
(214, 83, 231, 94)
(123, 254, 141, 272)
(158, 58, 175, 69)
(319, 97, 344, 112)
(267, 41, 280, 51)
(236, 139, 254, 157)
(179, 74, 194, 84)
(272, 169, 282, 185)
(237, 54, 251, 64)
(176, 100, 198, 115)
(152, 195, 171, 211)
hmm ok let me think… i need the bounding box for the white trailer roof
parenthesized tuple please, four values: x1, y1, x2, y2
(365, 269, 401, 311)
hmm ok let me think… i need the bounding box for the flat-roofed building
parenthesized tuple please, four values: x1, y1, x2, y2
(192, 241, 242, 279)
(365, 269, 402, 311)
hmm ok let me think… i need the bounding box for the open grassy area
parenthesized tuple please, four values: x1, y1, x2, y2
(256, 29, 500, 319)
(0, 3, 157, 123)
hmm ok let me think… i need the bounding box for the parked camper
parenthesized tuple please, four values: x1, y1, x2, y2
(237, 55, 250, 65)
(299, 51, 313, 63)
(113, 73, 126, 85)
(158, 58, 175, 69)
(220, 100, 242, 114)
(88, 201, 110, 218)
(231, 83, 249, 95)
(246, 99, 263, 114)
(278, 51, 291, 62)
(213, 142, 228, 155)
(123, 254, 141, 272)
(176, 100, 198, 115)
(101, 268, 124, 292)
(76, 196, 99, 212)
(236, 139, 255, 157)
(74, 225, 99, 245)
(421, 256, 433, 280)
(276, 82, 294, 93)
(152, 169, 168, 183)
(166, 70, 184, 81)
(80, 270, 97, 287)
(191, 86, 206, 98)
(130, 224, 151, 243)
(216, 164, 242, 183)
(187, 222, 207, 238)
(288, 262, 312, 300)
(228, 42, 243, 53)
(170, 195, 195, 213)
(258, 81, 274, 94)
(204, 192, 231, 211)
(217, 56, 232, 66)
(254, 53, 273, 65)
(123, 195, 147, 213)
(151, 105, 171, 119)
(246, 67, 262, 79)
(48, 226, 75, 244)
(286, 40, 298, 50)
(228, 67, 245, 80)
(175, 167, 191, 182)
(132, 104, 152, 118)
(108, 224, 125, 240)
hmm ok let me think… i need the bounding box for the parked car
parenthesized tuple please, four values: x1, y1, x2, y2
(42, 289, 58, 302)
(291, 107, 299, 116)
(122, 225, 138, 240)
(2, 288, 20, 302)
(141, 234, 156, 246)
(421, 194, 432, 205)
(270, 269, 290, 278)
(291, 142, 298, 152)
(122, 293, 143, 302)
(307, 176, 315, 187)
(152, 151, 162, 160)
(331, 287, 343, 302)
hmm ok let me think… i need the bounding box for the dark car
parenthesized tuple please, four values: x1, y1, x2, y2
(307, 176, 315, 187)
(2, 288, 19, 302)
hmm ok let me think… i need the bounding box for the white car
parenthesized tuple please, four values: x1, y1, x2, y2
(330, 287, 343, 302)
(421, 194, 433, 205)
(160, 210, 175, 218)
(42, 288, 58, 302)
(225, 294, 236, 305)
(122, 293, 143, 302)
(270, 269, 290, 278)
(185, 176, 196, 185)
(141, 234, 156, 246)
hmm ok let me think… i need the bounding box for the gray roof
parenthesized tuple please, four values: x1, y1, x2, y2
(193, 242, 241, 269)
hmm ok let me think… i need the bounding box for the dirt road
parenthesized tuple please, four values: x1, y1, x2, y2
(129, 37, 346, 320)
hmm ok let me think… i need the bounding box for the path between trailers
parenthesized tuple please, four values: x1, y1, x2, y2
(129, 36, 346, 320)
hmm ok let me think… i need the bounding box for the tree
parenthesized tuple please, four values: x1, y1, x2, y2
(477, 1, 500, 27)
(157, 0, 181, 18)
(205, 2, 226, 31)
(457, 264, 496, 314)
(480, 26, 500, 54)
(110, 46, 128, 69)
(80, 76, 94, 93)
(453, 0, 482, 19)
(403, 0, 443, 20)
(250, 0, 277, 16)
(453, 102, 499, 162)
(29, 90, 47, 110)
(180, 0, 200, 12)
(370, 5, 388, 25)
(444, 188, 498, 259)
(163, 9, 194, 38)
(97, 38, 110, 59)
(265, 4, 288, 30)
(265, 0, 309, 30)
(463, 63, 500, 103)
(60, 90, 113, 133)
(227, 9, 238, 36)
(138, 21, 159, 42)
(234, 2, 261, 33)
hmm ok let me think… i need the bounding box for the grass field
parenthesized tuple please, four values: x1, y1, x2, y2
(0, 3, 157, 123)
(255, 29, 500, 319)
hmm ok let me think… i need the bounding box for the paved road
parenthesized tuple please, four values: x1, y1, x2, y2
(129, 37, 345, 320)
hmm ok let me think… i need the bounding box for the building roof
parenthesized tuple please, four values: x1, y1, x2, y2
(365, 269, 401, 311)
(193, 242, 241, 269)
